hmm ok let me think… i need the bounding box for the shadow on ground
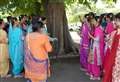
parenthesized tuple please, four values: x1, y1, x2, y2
(0, 57, 101, 82)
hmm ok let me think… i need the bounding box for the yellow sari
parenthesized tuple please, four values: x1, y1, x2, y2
(0, 29, 9, 77)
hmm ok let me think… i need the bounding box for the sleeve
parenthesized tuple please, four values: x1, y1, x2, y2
(44, 36, 52, 52)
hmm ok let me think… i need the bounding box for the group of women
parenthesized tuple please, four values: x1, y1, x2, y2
(0, 15, 52, 82)
(1, 12, 120, 82)
(80, 12, 120, 82)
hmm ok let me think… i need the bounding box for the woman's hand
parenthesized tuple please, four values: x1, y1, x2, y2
(88, 32, 95, 40)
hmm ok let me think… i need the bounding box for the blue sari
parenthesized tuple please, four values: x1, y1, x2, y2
(8, 23, 24, 75)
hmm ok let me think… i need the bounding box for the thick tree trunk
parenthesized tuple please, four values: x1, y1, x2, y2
(44, 1, 78, 56)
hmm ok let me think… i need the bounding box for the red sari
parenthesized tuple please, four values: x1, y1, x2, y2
(102, 31, 120, 82)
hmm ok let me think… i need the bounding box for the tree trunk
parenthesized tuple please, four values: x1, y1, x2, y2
(44, 0, 78, 56)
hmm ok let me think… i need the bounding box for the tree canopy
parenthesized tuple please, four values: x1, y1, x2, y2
(0, 0, 117, 16)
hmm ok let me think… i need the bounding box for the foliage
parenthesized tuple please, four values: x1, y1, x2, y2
(0, 0, 43, 16)
(66, 0, 119, 23)
(0, 0, 118, 16)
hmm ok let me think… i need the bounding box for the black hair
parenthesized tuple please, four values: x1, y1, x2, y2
(106, 14, 110, 18)
(31, 15, 40, 25)
(106, 13, 114, 21)
(95, 16, 99, 21)
(0, 19, 3, 25)
(32, 22, 44, 32)
(19, 15, 23, 21)
(7, 16, 12, 22)
(19, 15, 27, 21)
(115, 12, 120, 20)
(97, 16, 103, 26)
(13, 17, 18, 21)
(12, 17, 18, 26)
(89, 12, 95, 18)
(41, 17, 47, 21)
(84, 14, 89, 18)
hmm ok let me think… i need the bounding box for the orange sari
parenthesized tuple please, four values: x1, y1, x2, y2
(25, 32, 52, 82)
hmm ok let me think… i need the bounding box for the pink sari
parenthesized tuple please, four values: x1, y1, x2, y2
(88, 26, 104, 77)
(106, 22, 114, 34)
(104, 22, 115, 69)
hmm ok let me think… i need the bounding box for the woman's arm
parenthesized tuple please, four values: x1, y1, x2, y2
(0, 31, 8, 44)
(44, 36, 52, 52)
(88, 32, 95, 40)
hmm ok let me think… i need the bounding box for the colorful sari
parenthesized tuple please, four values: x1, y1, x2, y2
(0, 29, 9, 77)
(102, 31, 120, 82)
(89, 26, 104, 77)
(8, 23, 24, 76)
(25, 33, 52, 82)
(80, 21, 90, 70)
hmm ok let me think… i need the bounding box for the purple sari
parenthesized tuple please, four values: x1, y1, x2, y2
(80, 21, 90, 69)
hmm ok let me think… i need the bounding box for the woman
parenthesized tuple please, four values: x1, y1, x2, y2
(40, 17, 48, 35)
(105, 14, 114, 34)
(27, 16, 33, 33)
(88, 17, 105, 80)
(0, 19, 9, 77)
(40, 17, 57, 41)
(102, 13, 120, 82)
(25, 22, 52, 82)
(8, 17, 24, 77)
(80, 14, 91, 71)
(103, 14, 115, 69)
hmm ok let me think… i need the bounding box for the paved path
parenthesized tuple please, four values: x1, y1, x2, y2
(0, 58, 101, 82)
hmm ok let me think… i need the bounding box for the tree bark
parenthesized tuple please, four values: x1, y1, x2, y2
(44, 0, 78, 56)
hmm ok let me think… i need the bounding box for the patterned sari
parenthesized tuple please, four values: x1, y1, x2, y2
(25, 47, 49, 82)
(102, 31, 120, 82)
(25, 33, 52, 82)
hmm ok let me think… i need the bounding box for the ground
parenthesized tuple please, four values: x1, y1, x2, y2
(0, 57, 101, 82)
